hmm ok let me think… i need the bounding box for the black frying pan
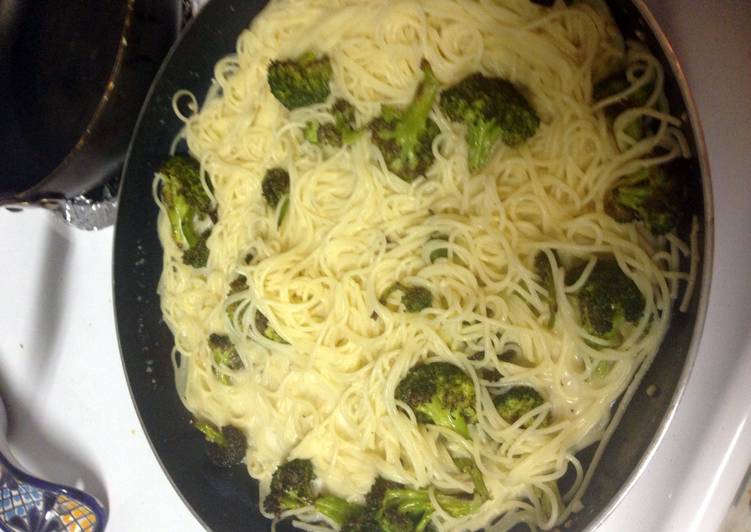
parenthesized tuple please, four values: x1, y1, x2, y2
(113, 1, 711, 530)
(0, 0, 180, 209)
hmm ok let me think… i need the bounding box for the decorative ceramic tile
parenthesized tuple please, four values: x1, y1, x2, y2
(0, 457, 105, 532)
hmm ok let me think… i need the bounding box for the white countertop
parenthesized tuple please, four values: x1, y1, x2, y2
(1, 1, 750, 531)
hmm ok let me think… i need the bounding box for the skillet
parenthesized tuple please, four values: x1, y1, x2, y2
(114, 1, 713, 530)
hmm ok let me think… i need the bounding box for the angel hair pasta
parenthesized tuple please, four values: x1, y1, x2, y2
(154, 0, 696, 530)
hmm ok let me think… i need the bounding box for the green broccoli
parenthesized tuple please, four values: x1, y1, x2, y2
(193, 421, 247, 467)
(304, 98, 360, 147)
(181, 231, 210, 268)
(395, 362, 477, 438)
(440, 73, 539, 171)
(262, 167, 289, 208)
(427, 233, 449, 263)
(467, 351, 502, 382)
(370, 61, 441, 182)
(573, 258, 645, 340)
(268, 52, 333, 110)
(402, 286, 433, 313)
(342, 477, 480, 532)
(208, 333, 243, 385)
(591, 359, 614, 380)
(264, 458, 317, 516)
(380, 283, 433, 313)
(493, 386, 549, 428)
(534, 251, 559, 328)
(158, 155, 215, 268)
(255, 311, 287, 344)
(451, 455, 489, 500)
(225, 274, 249, 323)
(262, 167, 290, 226)
(263, 458, 364, 524)
(605, 164, 684, 235)
(314, 495, 363, 526)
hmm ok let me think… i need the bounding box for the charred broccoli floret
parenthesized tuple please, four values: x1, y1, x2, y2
(395, 362, 477, 438)
(534, 251, 559, 328)
(209, 333, 243, 384)
(573, 258, 645, 340)
(158, 155, 215, 268)
(370, 61, 441, 182)
(440, 73, 539, 171)
(341, 477, 480, 532)
(264, 458, 317, 516)
(262, 167, 290, 225)
(605, 164, 684, 235)
(225, 274, 249, 322)
(494, 386, 549, 428)
(268, 52, 333, 110)
(255, 311, 287, 344)
(181, 231, 210, 268)
(304, 98, 360, 147)
(193, 421, 247, 467)
(264, 458, 363, 524)
(262, 167, 289, 208)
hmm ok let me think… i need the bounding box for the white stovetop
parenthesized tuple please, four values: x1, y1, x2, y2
(1, 1, 750, 531)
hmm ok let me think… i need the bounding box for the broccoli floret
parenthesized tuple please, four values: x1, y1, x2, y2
(395, 362, 477, 438)
(451, 455, 489, 500)
(225, 274, 249, 323)
(193, 421, 247, 467)
(402, 286, 432, 313)
(264, 458, 316, 516)
(181, 230, 210, 268)
(574, 258, 645, 340)
(268, 52, 333, 110)
(304, 98, 360, 148)
(534, 251, 559, 328)
(370, 61, 441, 182)
(208, 334, 243, 385)
(342, 477, 480, 532)
(440, 73, 539, 171)
(263, 460, 363, 524)
(158, 155, 215, 268)
(262, 167, 289, 208)
(494, 386, 549, 428)
(605, 164, 684, 235)
(255, 311, 287, 344)
(262, 167, 290, 225)
(380, 283, 433, 313)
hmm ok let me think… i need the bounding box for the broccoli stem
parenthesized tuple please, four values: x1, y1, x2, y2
(314, 495, 362, 525)
(393, 62, 440, 165)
